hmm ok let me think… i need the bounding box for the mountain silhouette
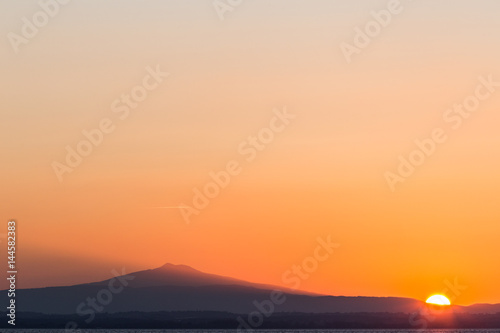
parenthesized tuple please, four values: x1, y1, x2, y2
(9, 263, 500, 316)
(89, 263, 314, 294)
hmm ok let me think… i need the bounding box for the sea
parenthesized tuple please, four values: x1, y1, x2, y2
(0, 328, 500, 333)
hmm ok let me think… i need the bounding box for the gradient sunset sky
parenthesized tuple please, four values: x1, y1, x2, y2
(1, 0, 500, 306)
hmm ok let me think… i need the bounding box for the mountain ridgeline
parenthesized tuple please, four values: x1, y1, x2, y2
(13, 263, 426, 314)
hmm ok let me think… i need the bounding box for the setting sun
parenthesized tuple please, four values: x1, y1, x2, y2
(4, 0, 500, 330)
(426, 295, 451, 306)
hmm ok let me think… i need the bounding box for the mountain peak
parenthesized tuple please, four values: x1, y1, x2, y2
(126, 263, 318, 295)
(158, 263, 199, 272)
(111, 262, 240, 288)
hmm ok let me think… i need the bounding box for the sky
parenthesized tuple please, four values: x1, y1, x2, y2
(1, 0, 500, 306)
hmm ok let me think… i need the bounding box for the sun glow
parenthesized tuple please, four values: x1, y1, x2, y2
(426, 295, 451, 306)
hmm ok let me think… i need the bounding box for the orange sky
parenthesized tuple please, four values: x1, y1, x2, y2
(1, 0, 500, 306)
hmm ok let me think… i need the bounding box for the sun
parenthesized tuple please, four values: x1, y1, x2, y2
(426, 294, 451, 306)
